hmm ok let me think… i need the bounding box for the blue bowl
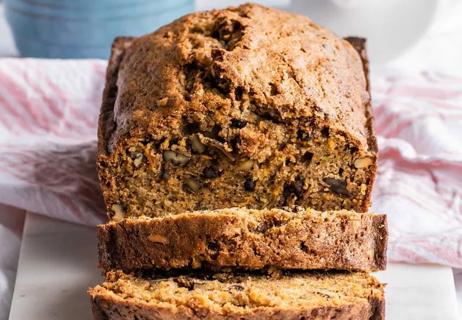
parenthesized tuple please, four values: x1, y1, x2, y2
(6, 0, 192, 18)
(5, 0, 195, 58)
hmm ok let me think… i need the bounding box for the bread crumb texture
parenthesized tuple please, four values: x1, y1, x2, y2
(89, 271, 384, 319)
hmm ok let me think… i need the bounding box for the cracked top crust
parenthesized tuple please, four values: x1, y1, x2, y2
(98, 3, 373, 156)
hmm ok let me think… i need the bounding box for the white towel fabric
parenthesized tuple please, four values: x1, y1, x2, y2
(371, 69, 462, 266)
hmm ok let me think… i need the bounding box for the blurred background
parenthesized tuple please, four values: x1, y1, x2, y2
(0, 0, 461, 74)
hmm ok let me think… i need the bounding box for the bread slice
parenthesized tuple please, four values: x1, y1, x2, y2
(98, 207, 387, 273)
(89, 270, 385, 320)
(97, 4, 377, 221)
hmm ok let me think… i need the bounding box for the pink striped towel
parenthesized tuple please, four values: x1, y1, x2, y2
(0, 59, 461, 267)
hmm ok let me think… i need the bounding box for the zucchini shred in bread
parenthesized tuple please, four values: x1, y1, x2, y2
(97, 3, 377, 220)
(98, 207, 387, 273)
(89, 271, 384, 320)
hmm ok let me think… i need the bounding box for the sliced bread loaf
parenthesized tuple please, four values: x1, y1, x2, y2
(89, 270, 384, 320)
(98, 207, 387, 273)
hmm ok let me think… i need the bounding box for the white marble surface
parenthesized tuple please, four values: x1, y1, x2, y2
(8, 214, 100, 320)
(376, 264, 459, 319)
(8, 213, 461, 320)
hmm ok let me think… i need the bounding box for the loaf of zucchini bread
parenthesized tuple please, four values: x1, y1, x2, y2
(98, 207, 387, 273)
(97, 3, 377, 220)
(89, 270, 385, 320)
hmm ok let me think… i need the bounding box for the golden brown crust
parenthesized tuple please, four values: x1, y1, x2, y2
(98, 208, 388, 273)
(89, 271, 385, 320)
(344, 36, 378, 212)
(97, 37, 134, 157)
(372, 214, 388, 271)
(102, 6, 371, 154)
(96, 4, 377, 218)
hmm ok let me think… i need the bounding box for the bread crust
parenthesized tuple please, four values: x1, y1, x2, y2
(98, 6, 374, 156)
(344, 36, 378, 214)
(97, 36, 134, 158)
